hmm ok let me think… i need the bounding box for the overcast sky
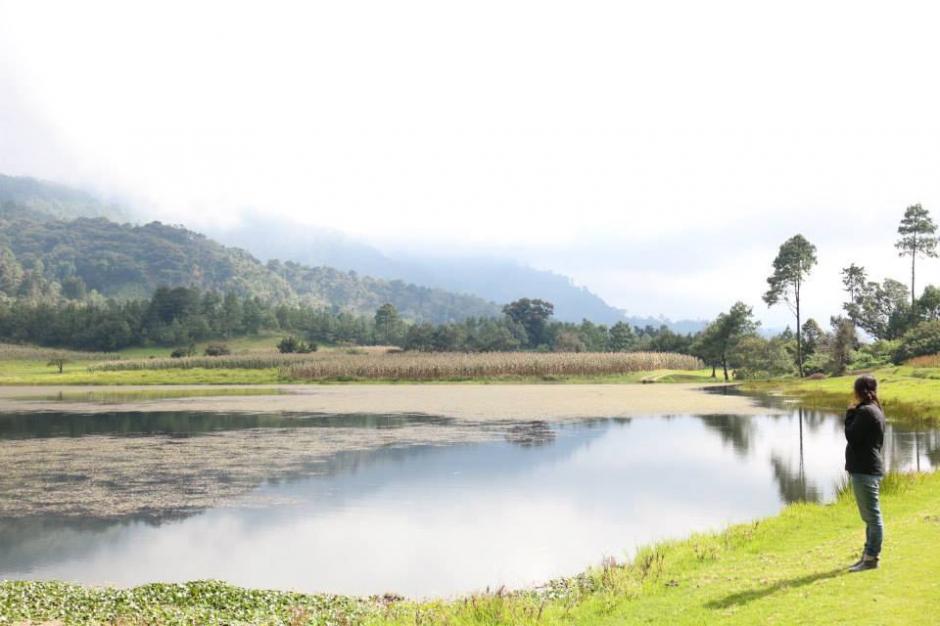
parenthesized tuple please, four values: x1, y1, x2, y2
(2, 1, 940, 325)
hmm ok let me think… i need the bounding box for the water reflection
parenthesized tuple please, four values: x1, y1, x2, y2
(0, 406, 937, 597)
(0, 411, 455, 439)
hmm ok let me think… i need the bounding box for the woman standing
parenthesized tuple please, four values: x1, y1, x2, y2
(845, 374, 887, 572)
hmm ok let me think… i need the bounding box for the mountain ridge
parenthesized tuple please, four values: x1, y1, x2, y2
(0, 172, 707, 332)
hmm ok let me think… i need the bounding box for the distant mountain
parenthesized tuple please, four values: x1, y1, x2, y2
(211, 217, 710, 331)
(0, 175, 501, 323)
(0, 173, 708, 331)
(0, 173, 128, 222)
(211, 218, 628, 324)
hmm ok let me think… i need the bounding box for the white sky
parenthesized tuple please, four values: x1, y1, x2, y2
(2, 0, 940, 325)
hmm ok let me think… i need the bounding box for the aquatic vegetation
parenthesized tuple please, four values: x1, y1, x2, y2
(0, 416, 492, 519)
(0, 579, 377, 625)
(15, 387, 285, 404)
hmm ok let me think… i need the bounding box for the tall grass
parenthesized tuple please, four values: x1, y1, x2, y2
(906, 354, 940, 368)
(88, 350, 703, 380)
(285, 351, 703, 381)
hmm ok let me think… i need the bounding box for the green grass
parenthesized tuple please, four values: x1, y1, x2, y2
(13, 387, 286, 403)
(114, 332, 288, 359)
(0, 352, 719, 386)
(4, 471, 938, 625)
(0, 361, 283, 385)
(744, 366, 940, 423)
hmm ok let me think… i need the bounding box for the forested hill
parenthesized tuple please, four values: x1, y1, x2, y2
(0, 173, 128, 222)
(0, 177, 502, 322)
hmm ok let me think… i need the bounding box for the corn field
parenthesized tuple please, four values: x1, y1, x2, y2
(88, 350, 702, 379)
(285, 351, 703, 380)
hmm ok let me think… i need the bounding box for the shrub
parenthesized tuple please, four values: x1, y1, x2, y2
(553, 331, 587, 353)
(801, 352, 830, 376)
(894, 321, 940, 363)
(729, 335, 795, 379)
(203, 343, 231, 357)
(851, 339, 898, 370)
(277, 336, 316, 354)
(170, 348, 189, 359)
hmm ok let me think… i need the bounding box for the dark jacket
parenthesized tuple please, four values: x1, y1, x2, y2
(844, 402, 886, 476)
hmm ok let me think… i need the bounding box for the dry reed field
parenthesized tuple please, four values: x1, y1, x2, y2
(906, 354, 940, 368)
(87, 350, 703, 380)
(285, 351, 702, 380)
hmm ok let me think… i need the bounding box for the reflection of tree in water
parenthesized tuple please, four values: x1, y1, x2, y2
(764, 407, 830, 433)
(884, 427, 940, 471)
(700, 408, 828, 504)
(926, 432, 940, 467)
(698, 414, 757, 457)
(769, 453, 820, 504)
(0, 514, 185, 572)
(504, 421, 556, 447)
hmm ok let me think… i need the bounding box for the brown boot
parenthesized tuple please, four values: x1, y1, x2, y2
(848, 554, 879, 572)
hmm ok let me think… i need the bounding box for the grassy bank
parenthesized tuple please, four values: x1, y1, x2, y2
(4, 471, 938, 625)
(744, 366, 940, 423)
(0, 366, 715, 386)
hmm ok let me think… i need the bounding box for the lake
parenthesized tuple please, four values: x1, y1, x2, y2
(0, 397, 937, 597)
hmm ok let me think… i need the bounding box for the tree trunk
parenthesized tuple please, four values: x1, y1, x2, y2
(711, 364, 716, 378)
(722, 354, 729, 381)
(912, 251, 917, 315)
(796, 284, 804, 378)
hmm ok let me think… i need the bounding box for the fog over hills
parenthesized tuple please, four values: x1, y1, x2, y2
(208, 215, 708, 331)
(1, 172, 707, 331)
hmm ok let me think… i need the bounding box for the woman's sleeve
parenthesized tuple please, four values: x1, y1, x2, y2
(845, 407, 873, 445)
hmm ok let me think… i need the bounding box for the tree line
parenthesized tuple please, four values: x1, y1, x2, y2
(696, 203, 940, 379)
(4, 203, 940, 379)
(0, 287, 692, 355)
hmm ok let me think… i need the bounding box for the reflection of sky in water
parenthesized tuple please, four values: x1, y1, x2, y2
(0, 410, 937, 597)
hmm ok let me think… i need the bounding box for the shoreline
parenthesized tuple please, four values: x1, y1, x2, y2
(0, 383, 777, 420)
(3, 471, 937, 625)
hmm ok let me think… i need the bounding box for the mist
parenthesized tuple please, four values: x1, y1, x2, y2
(2, 0, 940, 326)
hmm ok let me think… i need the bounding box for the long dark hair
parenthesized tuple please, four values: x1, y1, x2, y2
(854, 374, 881, 408)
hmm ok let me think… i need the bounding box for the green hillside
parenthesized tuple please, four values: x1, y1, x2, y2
(0, 174, 501, 322)
(0, 173, 127, 222)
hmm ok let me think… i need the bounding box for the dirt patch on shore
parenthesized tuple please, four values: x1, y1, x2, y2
(0, 383, 774, 419)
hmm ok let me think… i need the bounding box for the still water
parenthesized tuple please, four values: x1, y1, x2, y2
(1, 403, 937, 597)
